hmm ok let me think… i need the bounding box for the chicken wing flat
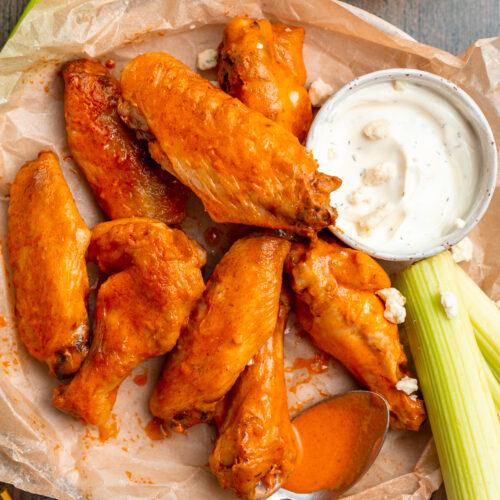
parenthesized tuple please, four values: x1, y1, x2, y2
(53, 218, 206, 429)
(209, 292, 297, 500)
(217, 17, 312, 142)
(118, 53, 340, 238)
(285, 238, 426, 431)
(7, 150, 91, 378)
(63, 59, 188, 224)
(149, 233, 291, 432)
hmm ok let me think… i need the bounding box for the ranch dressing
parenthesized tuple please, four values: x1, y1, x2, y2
(307, 80, 480, 254)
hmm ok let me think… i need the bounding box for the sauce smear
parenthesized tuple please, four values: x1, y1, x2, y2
(133, 369, 148, 386)
(286, 352, 330, 394)
(285, 352, 330, 375)
(283, 392, 388, 494)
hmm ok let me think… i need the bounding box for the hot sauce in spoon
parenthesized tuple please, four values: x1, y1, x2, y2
(283, 391, 389, 494)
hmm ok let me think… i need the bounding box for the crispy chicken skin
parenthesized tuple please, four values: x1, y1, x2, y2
(285, 238, 426, 431)
(63, 59, 188, 224)
(209, 292, 297, 500)
(7, 150, 91, 378)
(149, 233, 291, 432)
(118, 52, 339, 238)
(217, 17, 312, 142)
(53, 218, 206, 429)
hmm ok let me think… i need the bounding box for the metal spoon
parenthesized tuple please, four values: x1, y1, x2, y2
(270, 390, 390, 500)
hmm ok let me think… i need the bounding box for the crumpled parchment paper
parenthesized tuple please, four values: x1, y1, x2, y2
(0, 1, 498, 499)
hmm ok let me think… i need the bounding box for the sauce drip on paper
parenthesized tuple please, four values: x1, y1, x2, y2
(285, 351, 330, 394)
(285, 352, 330, 375)
(283, 392, 388, 494)
(133, 370, 148, 386)
(145, 418, 169, 440)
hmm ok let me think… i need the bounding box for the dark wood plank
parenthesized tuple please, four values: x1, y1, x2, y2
(344, 0, 500, 54)
(0, 0, 30, 49)
(1, 0, 499, 53)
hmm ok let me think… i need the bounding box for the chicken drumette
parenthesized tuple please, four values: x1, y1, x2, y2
(217, 17, 312, 141)
(149, 233, 291, 432)
(210, 292, 297, 500)
(53, 218, 206, 430)
(285, 238, 426, 431)
(7, 149, 91, 378)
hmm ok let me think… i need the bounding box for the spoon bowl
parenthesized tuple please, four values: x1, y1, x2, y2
(271, 391, 390, 500)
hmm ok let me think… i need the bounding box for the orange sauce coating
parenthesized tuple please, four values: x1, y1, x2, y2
(283, 392, 387, 494)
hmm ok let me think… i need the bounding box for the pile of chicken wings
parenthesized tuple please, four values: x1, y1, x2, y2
(6, 16, 425, 500)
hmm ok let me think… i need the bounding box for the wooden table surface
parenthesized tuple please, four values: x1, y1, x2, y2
(0, 0, 498, 499)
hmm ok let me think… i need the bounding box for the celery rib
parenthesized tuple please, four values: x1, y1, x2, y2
(455, 264, 500, 381)
(394, 252, 500, 500)
(483, 357, 500, 418)
(475, 326, 500, 384)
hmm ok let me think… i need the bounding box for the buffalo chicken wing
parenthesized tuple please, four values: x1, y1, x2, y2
(63, 59, 188, 224)
(209, 292, 297, 499)
(53, 218, 206, 429)
(7, 150, 91, 378)
(118, 52, 339, 238)
(285, 238, 426, 431)
(149, 233, 291, 432)
(217, 17, 312, 141)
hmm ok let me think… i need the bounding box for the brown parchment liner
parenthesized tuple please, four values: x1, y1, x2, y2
(0, 1, 498, 499)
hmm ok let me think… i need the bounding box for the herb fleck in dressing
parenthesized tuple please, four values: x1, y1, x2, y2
(308, 81, 480, 254)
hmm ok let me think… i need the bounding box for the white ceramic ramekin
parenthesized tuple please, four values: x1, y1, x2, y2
(307, 69, 497, 261)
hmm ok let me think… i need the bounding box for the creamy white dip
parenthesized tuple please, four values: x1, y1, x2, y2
(308, 80, 480, 254)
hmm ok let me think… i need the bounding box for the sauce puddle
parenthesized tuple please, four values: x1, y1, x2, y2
(283, 392, 388, 494)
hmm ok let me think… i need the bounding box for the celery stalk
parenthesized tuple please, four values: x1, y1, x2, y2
(455, 265, 500, 381)
(483, 357, 500, 418)
(394, 251, 500, 500)
(475, 326, 500, 384)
